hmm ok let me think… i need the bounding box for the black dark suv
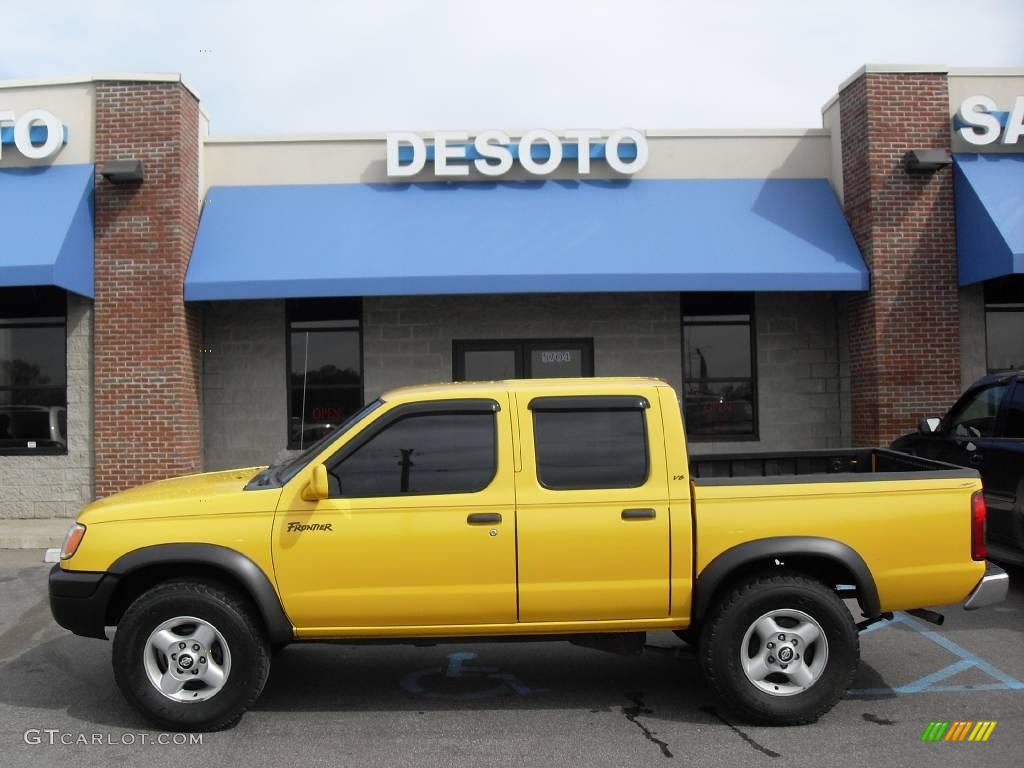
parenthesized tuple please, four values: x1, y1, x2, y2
(892, 372, 1024, 564)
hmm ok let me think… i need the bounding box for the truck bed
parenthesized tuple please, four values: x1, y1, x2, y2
(689, 447, 977, 484)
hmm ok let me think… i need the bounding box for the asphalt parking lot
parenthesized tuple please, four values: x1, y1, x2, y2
(1, 550, 1021, 768)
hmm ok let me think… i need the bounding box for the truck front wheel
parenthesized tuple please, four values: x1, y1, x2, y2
(699, 573, 859, 725)
(112, 579, 271, 731)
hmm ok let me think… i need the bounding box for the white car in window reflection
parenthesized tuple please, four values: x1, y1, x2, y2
(0, 405, 67, 449)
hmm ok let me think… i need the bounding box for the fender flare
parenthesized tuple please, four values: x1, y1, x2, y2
(109, 543, 294, 646)
(692, 536, 881, 621)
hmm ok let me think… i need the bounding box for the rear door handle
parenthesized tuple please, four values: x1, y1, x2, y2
(467, 513, 502, 525)
(621, 508, 656, 520)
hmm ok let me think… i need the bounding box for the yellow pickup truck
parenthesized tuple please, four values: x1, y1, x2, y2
(49, 377, 1008, 731)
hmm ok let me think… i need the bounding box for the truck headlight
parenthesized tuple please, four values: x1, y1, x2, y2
(60, 523, 86, 560)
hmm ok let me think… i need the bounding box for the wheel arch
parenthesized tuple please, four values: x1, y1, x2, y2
(693, 536, 881, 622)
(106, 544, 293, 646)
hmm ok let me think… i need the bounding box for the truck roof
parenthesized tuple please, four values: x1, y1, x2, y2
(972, 370, 1023, 388)
(380, 376, 668, 402)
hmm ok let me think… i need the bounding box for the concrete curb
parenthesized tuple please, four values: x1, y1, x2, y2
(0, 519, 71, 550)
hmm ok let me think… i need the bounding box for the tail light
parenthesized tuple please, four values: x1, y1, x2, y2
(60, 523, 86, 560)
(971, 490, 986, 561)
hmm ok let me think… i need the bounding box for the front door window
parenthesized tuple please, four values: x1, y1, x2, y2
(326, 410, 497, 498)
(945, 383, 1009, 440)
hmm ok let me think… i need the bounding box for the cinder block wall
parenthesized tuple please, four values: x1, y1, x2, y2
(743, 293, 847, 452)
(362, 293, 684, 398)
(0, 294, 94, 519)
(201, 301, 287, 471)
(199, 292, 850, 470)
(362, 292, 848, 453)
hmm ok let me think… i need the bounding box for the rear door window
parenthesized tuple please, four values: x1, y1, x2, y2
(530, 397, 648, 490)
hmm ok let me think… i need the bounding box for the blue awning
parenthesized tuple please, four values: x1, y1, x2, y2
(0, 163, 94, 297)
(185, 178, 867, 300)
(954, 154, 1024, 286)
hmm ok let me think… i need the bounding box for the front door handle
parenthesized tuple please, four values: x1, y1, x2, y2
(970, 453, 983, 465)
(621, 508, 656, 520)
(467, 513, 502, 525)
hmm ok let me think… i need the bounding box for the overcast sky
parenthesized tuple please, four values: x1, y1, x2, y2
(3, 0, 1022, 135)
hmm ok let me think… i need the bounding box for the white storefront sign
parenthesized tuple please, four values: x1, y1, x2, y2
(386, 129, 649, 177)
(0, 109, 66, 160)
(956, 95, 1024, 146)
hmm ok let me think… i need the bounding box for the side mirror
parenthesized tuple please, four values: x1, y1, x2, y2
(918, 417, 941, 434)
(301, 464, 330, 501)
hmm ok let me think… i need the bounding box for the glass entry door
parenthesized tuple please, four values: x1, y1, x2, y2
(453, 339, 594, 381)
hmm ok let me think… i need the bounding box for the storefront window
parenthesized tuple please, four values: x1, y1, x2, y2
(453, 339, 594, 380)
(286, 298, 363, 449)
(682, 293, 757, 439)
(0, 286, 67, 454)
(985, 277, 1024, 373)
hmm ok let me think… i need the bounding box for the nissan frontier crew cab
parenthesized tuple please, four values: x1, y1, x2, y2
(49, 378, 1009, 731)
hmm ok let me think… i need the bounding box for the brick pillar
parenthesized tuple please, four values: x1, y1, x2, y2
(93, 81, 202, 496)
(839, 71, 961, 446)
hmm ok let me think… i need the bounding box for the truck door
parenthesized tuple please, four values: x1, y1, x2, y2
(926, 380, 1009, 471)
(273, 396, 517, 632)
(513, 391, 671, 622)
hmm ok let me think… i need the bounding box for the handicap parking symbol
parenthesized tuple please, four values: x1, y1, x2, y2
(401, 651, 545, 700)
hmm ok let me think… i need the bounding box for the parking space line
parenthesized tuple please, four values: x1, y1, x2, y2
(848, 612, 1024, 696)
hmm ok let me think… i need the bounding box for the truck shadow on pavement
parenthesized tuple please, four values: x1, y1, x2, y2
(256, 640, 710, 716)
(0, 632, 736, 731)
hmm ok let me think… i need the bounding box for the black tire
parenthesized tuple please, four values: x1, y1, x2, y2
(112, 579, 270, 731)
(699, 573, 859, 726)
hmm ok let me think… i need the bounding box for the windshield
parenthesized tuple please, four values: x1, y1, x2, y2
(245, 399, 384, 489)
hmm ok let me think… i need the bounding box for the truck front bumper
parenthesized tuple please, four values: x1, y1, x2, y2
(963, 562, 1009, 610)
(48, 564, 118, 639)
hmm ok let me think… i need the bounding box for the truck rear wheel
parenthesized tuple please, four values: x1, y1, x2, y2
(699, 573, 858, 725)
(112, 579, 270, 731)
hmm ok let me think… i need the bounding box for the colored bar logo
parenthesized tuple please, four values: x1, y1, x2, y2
(921, 721, 997, 742)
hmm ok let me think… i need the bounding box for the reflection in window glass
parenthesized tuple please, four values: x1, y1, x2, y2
(985, 311, 1024, 373)
(462, 349, 517, 381)
(289, 331, 360, 383)
(682, 294, 756, 438)
(533, 408, 647, 489)
(287, 299, 363, 449)
(0, 286, 67, 452)
(328, 412, 496, 497)
(682, 325, 751, 379)
(0, 326, 67, 388)
(683, 381, 755, 437)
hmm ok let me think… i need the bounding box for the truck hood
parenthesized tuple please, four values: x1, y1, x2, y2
(77, 467, 281, 524)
